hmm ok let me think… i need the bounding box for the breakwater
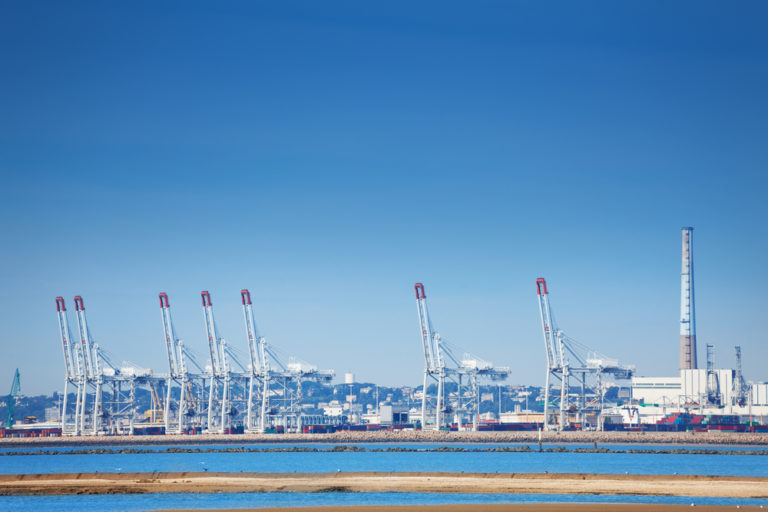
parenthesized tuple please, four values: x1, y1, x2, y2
(2, 430, 768, 448)
(3, 445, 768, 457)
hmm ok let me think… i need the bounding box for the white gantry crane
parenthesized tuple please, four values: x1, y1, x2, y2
(415, 283, 510, 431)
(240, 288, 333, 433)
(201, 290, 249, 434)
(159, 293, 208, 434)
(56, 297, 84, 435)
(241, 288, 270, 432)
(57, 295, 161, 436)
(58, 289, 333, 437)
(72, 296, 103, 435)
(155, 289, 334, 434)
(536, 278, 634, 431)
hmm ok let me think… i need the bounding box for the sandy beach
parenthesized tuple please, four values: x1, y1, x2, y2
(1, 471, 767, 498)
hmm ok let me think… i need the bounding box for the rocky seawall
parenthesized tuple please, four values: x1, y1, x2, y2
(1, 429, 767, 447)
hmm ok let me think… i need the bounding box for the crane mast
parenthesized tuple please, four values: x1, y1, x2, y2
(90, 341, 104, 435)
(733, 346, 747, 407)
(706, 344, 721, 405)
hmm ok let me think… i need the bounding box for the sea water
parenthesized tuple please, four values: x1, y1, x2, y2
(3, 492, 768, 512)
(1, 443, 767, 511)
(0, 442, 766, 476)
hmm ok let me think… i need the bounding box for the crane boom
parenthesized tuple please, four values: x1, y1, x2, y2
(241, 289, 264, 374)
(201, 291, 222, 376)
(56, 297, 78, 382)
(415, 283, 440, 372)
(73, 296, 96, 381)
(536, 278, 557, 370)
(159, 293, 180, 378)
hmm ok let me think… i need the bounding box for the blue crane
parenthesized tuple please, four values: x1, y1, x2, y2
(6, 368, 20, 428)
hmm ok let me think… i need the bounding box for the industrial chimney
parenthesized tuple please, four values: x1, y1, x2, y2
(680, 227, 697, 369)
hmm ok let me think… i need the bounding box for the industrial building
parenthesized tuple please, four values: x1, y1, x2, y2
(623, 228, 768, 425)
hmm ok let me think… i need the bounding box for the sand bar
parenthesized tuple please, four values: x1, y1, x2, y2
(1, 472, 767, 498)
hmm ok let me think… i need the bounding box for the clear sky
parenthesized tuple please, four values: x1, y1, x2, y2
(1, 2, 766, 395)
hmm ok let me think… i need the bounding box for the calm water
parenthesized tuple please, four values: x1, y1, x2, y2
(3, 492, 768, 512)
(0, 442, 766, 476)
(1, 443, 767, 511)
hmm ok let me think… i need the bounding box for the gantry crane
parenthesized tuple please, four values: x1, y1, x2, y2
(57, 295, 165, 436)
(240, 288, 333, 432)
(733, 346, 748, 407)
(201, 290, 248, 433)
(73, 296, 103, 435)
(536, 278, 634, 431)
(159, 293, 210, 433)
(706, 344, 722, 405)
(241, 289, 269, 432)
(415, 283, 510, 431)
(6, 369, 21, 428)
(56, 297, 84, 435)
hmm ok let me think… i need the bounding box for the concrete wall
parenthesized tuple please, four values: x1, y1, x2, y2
(680, 368, 734, 406)
(752, 383, 768, 406)
(631, 376, 681, 405)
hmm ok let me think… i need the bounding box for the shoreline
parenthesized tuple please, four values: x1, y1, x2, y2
(2, 471, 767, 498)
(2, 430, 768, 448)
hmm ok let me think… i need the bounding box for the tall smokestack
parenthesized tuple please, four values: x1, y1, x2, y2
(680, 227, 697, 369)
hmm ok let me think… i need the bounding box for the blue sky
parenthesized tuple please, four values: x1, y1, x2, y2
(1, 1, 766, 394)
